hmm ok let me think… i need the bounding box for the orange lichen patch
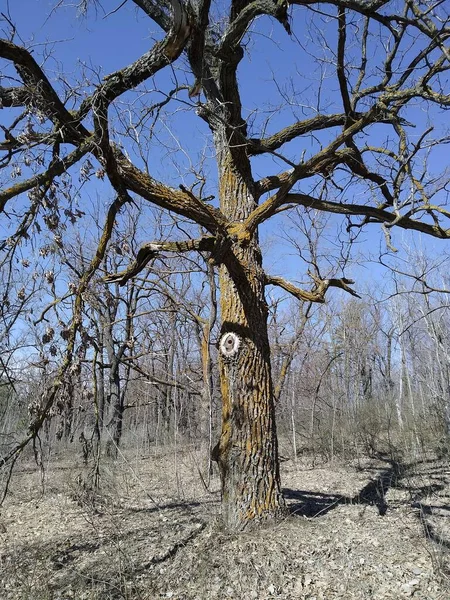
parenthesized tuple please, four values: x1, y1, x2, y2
(226, 223, 252, 245)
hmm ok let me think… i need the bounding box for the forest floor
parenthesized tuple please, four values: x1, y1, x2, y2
(0, 443, 449, 600)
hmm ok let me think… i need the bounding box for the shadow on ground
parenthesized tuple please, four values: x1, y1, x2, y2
(284, 455, 450, 556)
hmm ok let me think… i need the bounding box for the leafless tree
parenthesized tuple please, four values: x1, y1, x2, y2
(0, 0, 449, 529)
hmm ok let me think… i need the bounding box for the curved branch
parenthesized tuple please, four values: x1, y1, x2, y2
(286, 194, 450, 239)
(248, 113, 348, 156)
(0, 138, 94, 214)
(33, 292, 72, 326)
(131, 0, 173, 32)
(116, 153, 227, 232)
(337, 7, 352, 117)
(265, 273, 361, 302)
(0, 39, 88, 141)
(218, 0, 290, 55)
(83, 0, 191, 116)
(104, 235, 216, 285)
(292, 0, 450, 43)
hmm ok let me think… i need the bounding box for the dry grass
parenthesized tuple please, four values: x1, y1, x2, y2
(0, 446, 449, 599)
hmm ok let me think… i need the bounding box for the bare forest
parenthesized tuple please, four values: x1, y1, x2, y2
(0, 0, 450, 598)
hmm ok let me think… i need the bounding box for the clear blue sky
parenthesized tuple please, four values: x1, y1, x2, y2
(2, 0, 449, 301)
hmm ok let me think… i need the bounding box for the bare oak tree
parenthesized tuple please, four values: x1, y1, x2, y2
(0, 0, 449, 529)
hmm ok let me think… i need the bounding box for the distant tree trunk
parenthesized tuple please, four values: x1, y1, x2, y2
(274, 304, 312, 403)
(194, 297, 216, 478)
(103, 284, 136, 457)
(56, 373, 75, 442)
(165, 319, 177, 434)
(421, 302, 450, 437)
(290, 381, 298, 461)
(97, 359, 106, 435)
(105, 357, 123, 457)
(386, 330, 402, 428)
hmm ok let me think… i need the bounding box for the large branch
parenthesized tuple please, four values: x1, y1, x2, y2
(186, 0, 216, 98)
(0, 35, 227, 238)
(291, 0, 396, 31)
(0, 4, 221, 234)
(77, 1, 216, 232)
(247, 110, 380, 228)
(256, 150, 355, 195)
(0, 39, 88, 142)
(337, 7, 352, 117)
(292, 0, 450, 43)
(115, 154, 227, 232)
(78, 0, 191, 125)
(218, 0, 290, 55)
(1, 0, 192, 159)
(285, 194, 450, 239)
(248, 113, 349, 155)
(255, 147, 356, 195)
(131, 0, 173, 31)
(104, 235, 217, 285)
(265, 273, 361, 303)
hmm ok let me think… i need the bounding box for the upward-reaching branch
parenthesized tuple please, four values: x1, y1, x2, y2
(0, 39, 88, 142)
(131, 0, 173, 31)
(78, 0, 191, 124)
(218, 0, 290, 54)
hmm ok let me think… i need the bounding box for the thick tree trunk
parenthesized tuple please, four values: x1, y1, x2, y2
(217, 280, 284, 528)
(214, 141, 284, 529)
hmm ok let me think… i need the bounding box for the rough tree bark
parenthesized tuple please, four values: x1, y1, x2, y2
(214, 142, 285, 524)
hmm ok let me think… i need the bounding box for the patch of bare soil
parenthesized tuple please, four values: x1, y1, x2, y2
(0, 447, 449, 599)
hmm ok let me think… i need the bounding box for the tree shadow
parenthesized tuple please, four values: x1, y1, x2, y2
(284, 458, 404, 518)
(283, 488, 348, 518)
(284, 456, 450, 554)
(420, 517, 450, 551)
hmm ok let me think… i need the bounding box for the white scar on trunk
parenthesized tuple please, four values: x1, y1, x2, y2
(219, 332, 241, 358)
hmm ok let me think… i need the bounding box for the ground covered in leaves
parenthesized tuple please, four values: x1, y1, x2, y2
(0, 445, 449, 599)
